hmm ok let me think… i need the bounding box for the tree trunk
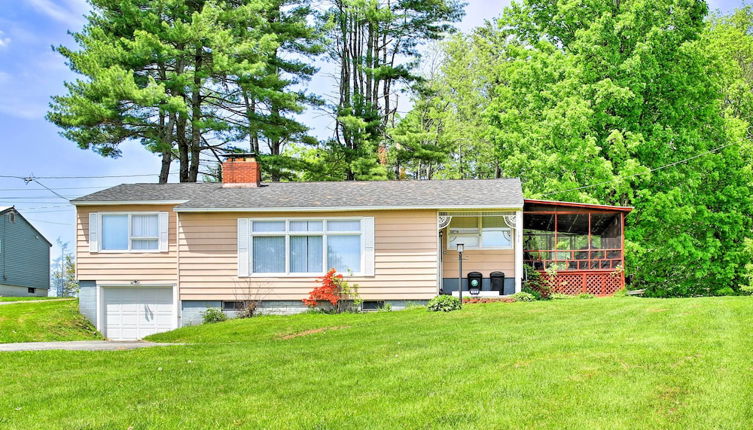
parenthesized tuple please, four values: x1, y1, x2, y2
(176, 113, 189, 182)
(188, 48, 203, 182)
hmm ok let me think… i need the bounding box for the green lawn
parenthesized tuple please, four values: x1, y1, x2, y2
(1, 297, 752, 429)
(0, 300, 101, 343)
(0, 296, 63, 302)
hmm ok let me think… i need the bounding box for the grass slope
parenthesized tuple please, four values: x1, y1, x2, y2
(0, 300, 101, 343)
(1, 297, 752, 429)
(0, 297, 61, 302)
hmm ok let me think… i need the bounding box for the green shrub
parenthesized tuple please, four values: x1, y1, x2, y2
(510, 292, 536, 302)
(577, 293, 595, 299)
(202, 308, 227, 324)
(427, 295, 461, 312)
(522, 264, 551, 299)
(550, 293, 575, 300)
(378, 302, 393, 312)
(714, 287, 737, 296)
(522, 286, 542, 300)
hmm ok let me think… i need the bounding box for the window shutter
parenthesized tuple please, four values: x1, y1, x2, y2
(362, 217, 375, 276)
(88, 213, 98, 253)
(237, 218, 250, 277)
(158, 212, 169, 252)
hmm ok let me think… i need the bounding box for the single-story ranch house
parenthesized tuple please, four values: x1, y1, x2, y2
(72, 154, 631, 340)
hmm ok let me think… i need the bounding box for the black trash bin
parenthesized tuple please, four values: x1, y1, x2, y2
(467, 271, 483, 295)
(490, 271, 505, 295)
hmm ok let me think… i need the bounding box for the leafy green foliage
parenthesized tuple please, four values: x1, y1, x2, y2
(427, 295, 461, 312)
(510, 292, 536, 302)
(202, 308, 227, 324)
(398, 1, 753, 296)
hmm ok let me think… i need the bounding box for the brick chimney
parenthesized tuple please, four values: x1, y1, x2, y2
(222, 153, 261, 188)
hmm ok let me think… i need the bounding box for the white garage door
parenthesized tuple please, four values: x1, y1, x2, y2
(103, 287, 174, 340)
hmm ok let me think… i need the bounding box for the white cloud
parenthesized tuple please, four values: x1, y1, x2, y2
(0, 30, 10, 49)
(24, 0, 88, 25)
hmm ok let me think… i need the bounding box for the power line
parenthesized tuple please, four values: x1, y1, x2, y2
(0, 172, 176, 180)
(540, 142, 737, 196)
(0, 186, 105, 191)
(25, 218, 73, 226)
(0, 196, 74, 200)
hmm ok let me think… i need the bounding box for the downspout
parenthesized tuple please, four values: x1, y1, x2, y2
(514, 209, 523, 293)
(1, 212, 5, 282)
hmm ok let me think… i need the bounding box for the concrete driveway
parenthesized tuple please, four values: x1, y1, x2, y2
(0, 341, 181, 352)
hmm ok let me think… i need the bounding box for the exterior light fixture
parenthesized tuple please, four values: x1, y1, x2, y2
(457, 243, 464, 308)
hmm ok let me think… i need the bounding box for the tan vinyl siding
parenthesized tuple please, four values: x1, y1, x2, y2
(178, 210, 439, 301)
(76, 205, 178, 284)
(441, 233, 515, 278)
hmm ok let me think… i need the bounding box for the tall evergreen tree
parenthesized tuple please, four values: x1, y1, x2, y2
(48, 0, 318, 183)
(320, 0, 465, 180)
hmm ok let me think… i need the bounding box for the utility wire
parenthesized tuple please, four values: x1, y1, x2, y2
(25, 218, 73, 226)
(0, 186, 104, 191)
(0, 172, 176, 180)
(540, 142, 737, 196)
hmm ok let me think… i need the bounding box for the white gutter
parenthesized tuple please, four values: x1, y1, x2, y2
(172, 204, 524, 213)
(70, 200, 189, 206)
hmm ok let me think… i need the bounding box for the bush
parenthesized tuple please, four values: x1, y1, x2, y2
(427, 295, 461, 312)
(522, 286, 543, 300)
(202, 308, 227, 324)
(523, 264, 551, 299)
(550, 293, 575, 300)
(577, 293, 595, 299)
(510, 292, 536, 302)
(303, 269, 361, 313)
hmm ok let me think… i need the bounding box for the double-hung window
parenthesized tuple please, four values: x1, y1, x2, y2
(446, 215, 513, 250)
(243, 218, 372, 276)
(91, 212, 167, 252)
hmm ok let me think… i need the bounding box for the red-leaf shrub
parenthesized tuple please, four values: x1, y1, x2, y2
(303, 269, 361, 312)
(303, 269, 342, 307)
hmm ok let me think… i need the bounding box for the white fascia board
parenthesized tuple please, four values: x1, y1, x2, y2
(173, 204, 524, 213)
(71, 200, 188, 206)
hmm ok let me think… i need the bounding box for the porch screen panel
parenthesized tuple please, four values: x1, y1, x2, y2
(523, 213, 555, 270)
(556, 214, 589, 270)
(590, 213, 621, 269)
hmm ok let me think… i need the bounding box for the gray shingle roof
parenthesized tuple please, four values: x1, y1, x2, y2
(71, 179, 524, 211)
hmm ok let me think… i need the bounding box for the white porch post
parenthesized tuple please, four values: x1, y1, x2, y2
(514, 209, 524, 293)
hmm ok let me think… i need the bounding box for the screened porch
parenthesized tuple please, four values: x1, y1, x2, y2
(522, 200, 631, 295)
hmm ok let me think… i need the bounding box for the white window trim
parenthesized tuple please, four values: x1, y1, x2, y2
(446, 216, 514, 250)
(246, 216, 367, 277)
(98, 212, 162, 253)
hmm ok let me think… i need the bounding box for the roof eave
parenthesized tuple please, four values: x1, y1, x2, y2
(524, 199, 633, 212)
(173, 204, 524, 213)
(70, 200, 189, 206)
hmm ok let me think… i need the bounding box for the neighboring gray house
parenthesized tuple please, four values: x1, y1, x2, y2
(0, 207, 52, 297)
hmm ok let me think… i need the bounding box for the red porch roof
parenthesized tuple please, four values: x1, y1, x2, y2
(524, 199, 633, 213)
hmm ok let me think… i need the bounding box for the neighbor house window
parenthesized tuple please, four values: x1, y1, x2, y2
(446, 215, 513, 250)
(101, 213, 159, 251)
(249, 218, 363, 275)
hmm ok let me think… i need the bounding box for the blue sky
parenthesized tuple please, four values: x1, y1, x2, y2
(0, 0, 745, 263)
